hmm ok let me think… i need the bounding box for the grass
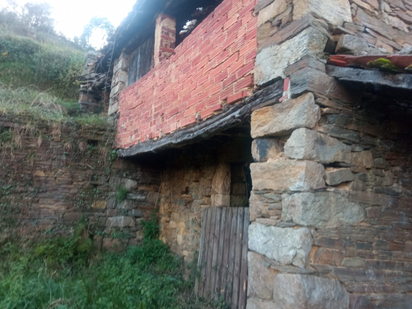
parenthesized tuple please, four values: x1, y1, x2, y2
(117, 185, 128, 202)
(0, 83, 107, 126)
(0, 218, 228, 309)
(0, 27, 85, 100)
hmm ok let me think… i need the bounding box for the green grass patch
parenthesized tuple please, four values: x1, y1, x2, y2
(0, 27, 85, 100)
(0, 216, 228, 309)
(0, 83, 107, 126)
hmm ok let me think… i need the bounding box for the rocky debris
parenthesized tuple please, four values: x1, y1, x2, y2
(249, 222, 313, 268)
(282, 192, 365, 227)
(273, 274, 350, 309)
(284, 128, 351, 164)
(252, 138, 283, 162)
(251, 93, 320, 138)
(325, 168, 355, 185)
(250, 159, 325, 192)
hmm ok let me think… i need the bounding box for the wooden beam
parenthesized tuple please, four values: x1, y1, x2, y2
(118, 80, 283, 157)
(326, 65, 412, 91)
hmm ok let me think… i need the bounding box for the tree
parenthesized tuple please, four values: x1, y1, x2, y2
(0, 1, 54, 34)
(80, 17, 115, 49)
(23, 2, 54, 33)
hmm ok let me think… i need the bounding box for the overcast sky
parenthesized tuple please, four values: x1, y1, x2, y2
(0, 0, 137, 48)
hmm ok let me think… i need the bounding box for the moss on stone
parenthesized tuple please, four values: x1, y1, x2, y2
(367, 58, 401, 72)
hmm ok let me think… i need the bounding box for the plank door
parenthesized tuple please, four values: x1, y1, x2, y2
(195, 207, 249, 309)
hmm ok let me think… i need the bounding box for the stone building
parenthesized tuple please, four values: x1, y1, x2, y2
(86, 0, 412, 308)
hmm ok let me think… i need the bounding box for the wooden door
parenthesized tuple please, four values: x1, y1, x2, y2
(195, 207, 249, 309)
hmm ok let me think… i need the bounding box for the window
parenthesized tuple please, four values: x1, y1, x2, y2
(128, 31, 155, 85)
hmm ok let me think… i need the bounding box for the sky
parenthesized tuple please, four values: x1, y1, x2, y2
(0, 0, 137, 48)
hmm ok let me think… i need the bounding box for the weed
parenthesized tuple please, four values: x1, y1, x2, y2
(116, 185, 128, 203)
(142, 211, 160, 241)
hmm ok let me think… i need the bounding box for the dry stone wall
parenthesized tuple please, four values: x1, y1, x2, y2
(158, 138, 252, 264)
(0, 116, 160, 250)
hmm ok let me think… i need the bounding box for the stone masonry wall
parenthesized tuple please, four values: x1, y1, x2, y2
(254, 0, 412, 87)
(249, 91, 412, 309)
(158, 137, 251, 264)
(247, 0, 412, 308)
(116, 0, 258, 148)
(0, 116, 160, 250)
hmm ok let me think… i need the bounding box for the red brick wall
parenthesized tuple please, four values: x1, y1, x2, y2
(117, 0, 258, 148)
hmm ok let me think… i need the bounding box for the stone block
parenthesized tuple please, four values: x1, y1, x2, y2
(350, 151, 374, 168)
(211, 194, 230, 207)
(124, 179, 138, 190)
(342, 257, 366, 268)
(255, 27, 329, 85)
(249, 222, 313, 268)
(110, 82, 126, 97)
(374, 294, 412, 309)
(251, 93, 320, 138)
(252, 138, 283, 162)
(399, 46, 412, 55)
(293, 0, 352, 26)
(248, 251, 278, 299)
(129, 209, 143, 217)
(348, 191, 391, 206)
(258, 0, 288, 27)
(374, 158, 390, 169)
(313, 248, 344, 266)
(63, 212, 82, 221)
(282, 192, 365, 227)
(325, 168, 355, 186)
(273, 274, 350, 309)
(249, 191, 282, 221)
(108, 102, 119, 115)
(250, 159, 325, 192)
(106, 216, 135, 228)
(290, 68, 361, 105)
(92, 201, 107, 209)
(212, 163, 231, 195)
(246, 298, 276, 309)
(335, 34, 371, 55)
(284, 128, 351, 164)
